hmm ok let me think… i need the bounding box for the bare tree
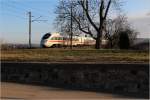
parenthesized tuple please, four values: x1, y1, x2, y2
(79, 0, 112, 49)
(104, 15, 138, 48)
(55, 0, 120, 49)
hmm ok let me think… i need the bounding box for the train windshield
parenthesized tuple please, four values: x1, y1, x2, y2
(42, 33, 51, 39)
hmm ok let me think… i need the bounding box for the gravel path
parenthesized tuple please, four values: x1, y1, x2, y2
(1, 82, 130, 100)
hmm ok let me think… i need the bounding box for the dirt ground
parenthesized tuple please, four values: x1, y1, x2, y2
(0, 82, 132, 100)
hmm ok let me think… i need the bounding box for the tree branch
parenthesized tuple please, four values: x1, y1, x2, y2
(104, 0, 112, 19)
(99, 0, 104, 30)
(80, 0, 99, 32)
(71, 14, 96, 40)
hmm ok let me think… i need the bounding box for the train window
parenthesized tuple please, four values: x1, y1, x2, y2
(58, 37, 62, 40)
(51, 37, 56, 40)
(51, 37, 54, 40)
(55, 37, 58, 40)
(63, 37, 66, 40)
(51, 37, 63, 40)
(55, 37, 57, 40)
(42, 33, 51, 39)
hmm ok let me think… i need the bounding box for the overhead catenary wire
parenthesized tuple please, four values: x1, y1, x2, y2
(1, 11, 27, 20)
(1, 2, 38, 17)
(8, 0, 46, 12)
(1, 0, 54, 26)
(1, 1, 50, 22)
(1, 7, 27, 20)
(6, 0, 51, 19)
(1, 2, 27, 20)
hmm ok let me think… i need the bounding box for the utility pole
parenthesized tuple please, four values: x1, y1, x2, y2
(70, 4, 73, 49)
(28, 11, 32, 48)
(27, 11, 47, 49)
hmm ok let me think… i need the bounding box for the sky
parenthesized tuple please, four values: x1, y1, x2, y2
(0, 0, 150, 44)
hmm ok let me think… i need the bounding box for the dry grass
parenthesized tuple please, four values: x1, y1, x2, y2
(1, 48, 149, 63)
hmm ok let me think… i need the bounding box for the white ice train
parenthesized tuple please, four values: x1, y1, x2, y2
(40, 32, 96, 48)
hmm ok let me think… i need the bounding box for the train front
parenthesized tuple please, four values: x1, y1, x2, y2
(40, 33, 51, 48)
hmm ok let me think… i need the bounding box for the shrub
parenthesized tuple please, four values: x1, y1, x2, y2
(118, 31, 130, 49)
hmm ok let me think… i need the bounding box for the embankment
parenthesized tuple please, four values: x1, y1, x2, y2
(1, 62, 149, 98)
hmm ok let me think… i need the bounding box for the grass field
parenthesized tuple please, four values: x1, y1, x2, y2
(1, 48, 149, 63)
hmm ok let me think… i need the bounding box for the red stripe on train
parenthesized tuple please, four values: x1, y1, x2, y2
(48, 40, 64, 42)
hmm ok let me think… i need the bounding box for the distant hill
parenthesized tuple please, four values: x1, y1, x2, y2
(131, 38, 149, 50)
(1, 43, 40, 50)
(132, 38, 149, 45)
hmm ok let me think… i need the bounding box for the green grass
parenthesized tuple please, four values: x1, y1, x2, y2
(1, 48, 149, 63)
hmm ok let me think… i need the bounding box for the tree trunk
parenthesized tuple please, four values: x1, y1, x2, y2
(95, 32, 102, 49)
(110, 42, 113, 49)
(95, 38, 100, 49)
(109, 39, 113, 49)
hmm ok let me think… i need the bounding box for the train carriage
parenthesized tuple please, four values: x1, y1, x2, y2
(40, 32, 96, 48)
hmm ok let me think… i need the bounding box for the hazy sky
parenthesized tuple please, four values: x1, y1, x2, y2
(0, 0, 150, 44)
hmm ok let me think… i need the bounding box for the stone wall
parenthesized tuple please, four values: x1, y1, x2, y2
(1, 62, 149, 98)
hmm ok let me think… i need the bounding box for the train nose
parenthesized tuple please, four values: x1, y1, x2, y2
(41, 40, 48, 48)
